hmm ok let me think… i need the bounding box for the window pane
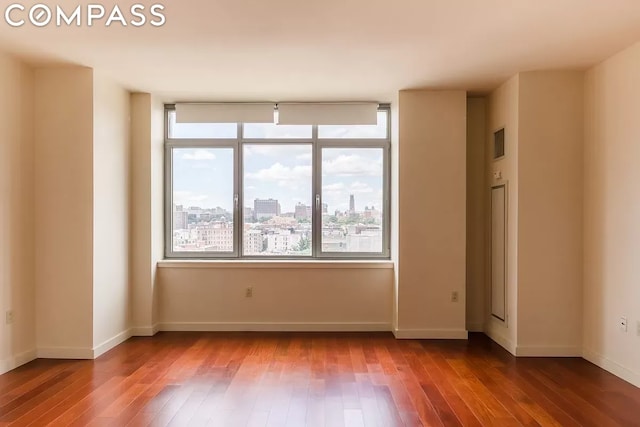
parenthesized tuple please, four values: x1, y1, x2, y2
(243, 144, 312, 256)
(318, 111, 388, 139)
(172, 148, 234, 252)
(168, 110, 237, 139)
(321, 148, 384, 253)
(243, 123, 312, 139)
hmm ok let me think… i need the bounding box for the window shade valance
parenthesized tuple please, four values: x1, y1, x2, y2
(174, 102, 380, 126)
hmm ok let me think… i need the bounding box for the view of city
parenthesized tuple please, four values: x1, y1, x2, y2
(171, 146, 384, 255)
(172, 193, 382, 255)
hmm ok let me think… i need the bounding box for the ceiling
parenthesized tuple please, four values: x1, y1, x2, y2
(1, 0, 640, 102)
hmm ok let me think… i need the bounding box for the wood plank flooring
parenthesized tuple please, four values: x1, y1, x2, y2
(0, 332, 639, 426)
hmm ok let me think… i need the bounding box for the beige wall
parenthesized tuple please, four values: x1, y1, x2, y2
(517, 71, 583, 355)
(93, 74, 131, 349)
(130, 94, 164, 334)
(390, 97, 400, 331)
(0, 52, 36, 373)
(466, 98, 486, 332)
(151, 97, 164, 326)
(486, 76, 519, 353)
(130, 94, 154, 333)
(157, 264, 393, 330)
(397, 90, 467, 338)
(34, 67, 95, 356)
(583, 41, 640, 386)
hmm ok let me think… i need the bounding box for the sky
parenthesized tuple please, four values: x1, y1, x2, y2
(173, 146, 384, 215)
(170, 111, 386, 215)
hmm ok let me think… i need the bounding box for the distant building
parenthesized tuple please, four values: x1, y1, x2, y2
(196, 221, 233, 252)
(244, 207, 254, 222)
(254, 198, 281, 220)
(346, 225, 382, 252)
(243, 229, 264, 254)
(294, 203, 312, 219)
(364, 206, 382, 221)
(322, 203, 328, 214)
(173, 204, 189, 230)
(266, 230, 302, 253)
(349, 194, 355, 214)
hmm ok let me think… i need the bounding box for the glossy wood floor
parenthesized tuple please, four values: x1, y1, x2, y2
(1, 333, 639, 426)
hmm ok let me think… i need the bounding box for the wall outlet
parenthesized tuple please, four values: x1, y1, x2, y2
(451, 291, 459, 303)
(245, 287, 253, 298)
(5, 310, 14, 325)
(620, 316, 628, 332)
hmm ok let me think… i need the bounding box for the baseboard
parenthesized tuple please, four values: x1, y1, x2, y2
(158, 322, 391, 332)
(130, 324, 160, 337)
(93, 329, 133, 358)
(393, 329, 468, 339)
(37, 347, 94, 360)
(466, 322, 484, 333)
(583, 348, 640, 388)
(0, 349, 37, 375)
(485, 328, 516, 355)
(516, 345, 582, 357)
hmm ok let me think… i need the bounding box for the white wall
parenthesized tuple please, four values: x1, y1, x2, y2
(517, 71, 583, 356)
(397, 90, 467, 338)
(157, 264, 394, 330)
(583, 41, 640, 387)
(0, 52, 36, 374)
(466, 98, 486, 332)
(92, 74, 131, 352)
(486, 76, 519, 353)
(34, 67, 95, 357)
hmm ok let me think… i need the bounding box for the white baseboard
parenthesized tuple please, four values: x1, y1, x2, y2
(93, 329, 133, 358)
(37, 346, 94, 360)
(159, 322, 391, 332)
(583, 348, 640, 388)
(485, 329, 516, 355)
(516, 345, 582, 357)
(0, 349, 37, 375)
(393, 329, 468, 339)
(466, 322, 484, 333)
(130, 324, 160, 337)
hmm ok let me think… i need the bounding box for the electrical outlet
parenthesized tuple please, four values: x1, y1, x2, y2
(245, 287, 253, 298)
(620, 316, 628, 332)
(451, 291, 459, 303)
(5, 310, 13, 325)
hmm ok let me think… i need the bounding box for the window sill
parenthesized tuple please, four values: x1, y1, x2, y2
(157, 259, 394, 270)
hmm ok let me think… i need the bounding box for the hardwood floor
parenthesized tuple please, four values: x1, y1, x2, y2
(0, 332, 639, 426)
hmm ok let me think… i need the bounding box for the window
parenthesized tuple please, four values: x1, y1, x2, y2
(165, 105, 390, 259)
(243, 144, 312, 256)
(321, 147, 385, 254)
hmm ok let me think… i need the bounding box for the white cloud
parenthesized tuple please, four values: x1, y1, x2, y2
(296, 152, 313, 161)
(322, 183, 345, 191)
(245, 145, 311, 159)
(246, 162, 312, 190)
(246, 163, 311, 182)
(350, 181, 374, 194)
(182, 149, 216, 161)
(323, 154, 382, 177)
(173, 191, 209, 205)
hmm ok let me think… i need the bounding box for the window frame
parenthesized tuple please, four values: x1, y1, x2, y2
(164, 104, 391, 260)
